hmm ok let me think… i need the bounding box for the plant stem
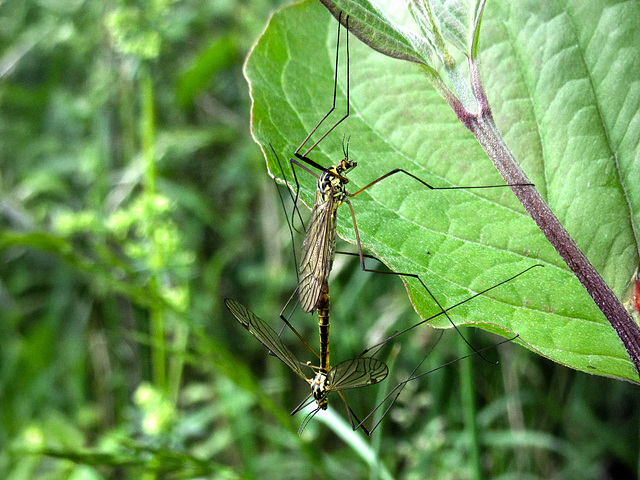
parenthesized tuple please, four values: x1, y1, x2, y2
(141, 69, 156, 194)
(460, 103, 640, 377)
(140, 67, 166, 391)
(460, 338, 483, 480)
(469, 43, 640, 378)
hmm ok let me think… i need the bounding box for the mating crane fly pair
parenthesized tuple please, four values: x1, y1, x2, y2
(227, 12, 536, 434)
(225, 265, 536, 434)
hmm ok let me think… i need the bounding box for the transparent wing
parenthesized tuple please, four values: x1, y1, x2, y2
(327, 357, 389, 392)
(224, 298, 308, 380)
(299, 190, 337, 312)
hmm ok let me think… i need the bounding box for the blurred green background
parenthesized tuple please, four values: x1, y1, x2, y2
(1, 0, 638, 479)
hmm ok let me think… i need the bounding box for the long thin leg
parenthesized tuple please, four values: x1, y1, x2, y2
(343, 197, 496, 362)
(356, 265, 541, 357)
(359, 335, 518, 436)
(271, 145, 308, 237)
(338, 390, 371, 436)
(295, 13, 350, 158)
(277, 291, 320, 360)
(284, 12, 351, 225)
(349, 168, 534, 196)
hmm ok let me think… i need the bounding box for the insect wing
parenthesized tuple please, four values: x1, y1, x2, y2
(298, 188, 337, 312)
(327, 357, 389, 392)
(224, 298, 307, 380)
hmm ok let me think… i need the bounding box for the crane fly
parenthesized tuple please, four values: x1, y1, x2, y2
(224, 297, 388, 434)
(224, 264, 540, 435)
(273, 13, 534, 329)
(275, 132, 534, 361)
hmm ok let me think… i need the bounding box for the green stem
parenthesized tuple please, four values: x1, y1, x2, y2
(149, 280, 166, 391)
(460, 339, 482, 480)
(141, 68, 156, 194)
(140, 67, 165, 391)
(167, 321, 189, 405)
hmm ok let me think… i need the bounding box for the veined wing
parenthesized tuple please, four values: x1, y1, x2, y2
(327, 357, 389, 392)
(299, 188, 337, 312)
(224, 298, 308, 380)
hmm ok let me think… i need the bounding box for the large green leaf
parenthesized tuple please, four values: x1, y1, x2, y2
(244, 0, 639, 383)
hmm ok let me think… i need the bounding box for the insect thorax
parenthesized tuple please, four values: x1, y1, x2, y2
(318, 170, 348, 205)
(311, 371, 329, 410)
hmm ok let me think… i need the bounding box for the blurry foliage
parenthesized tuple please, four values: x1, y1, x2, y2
(0, 0, 638, 479)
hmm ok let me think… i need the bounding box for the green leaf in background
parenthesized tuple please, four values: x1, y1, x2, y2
(244, 0, 639, 383)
